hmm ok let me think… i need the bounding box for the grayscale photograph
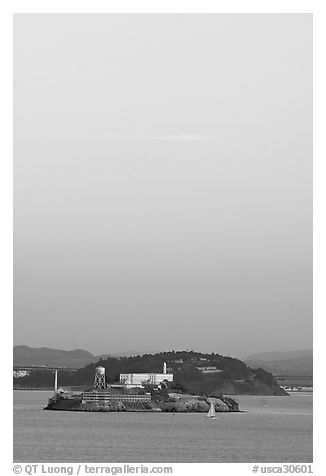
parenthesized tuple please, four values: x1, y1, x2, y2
(13, 13, 312, 464)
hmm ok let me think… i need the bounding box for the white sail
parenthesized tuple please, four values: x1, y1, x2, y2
(207, 401, 216, 418)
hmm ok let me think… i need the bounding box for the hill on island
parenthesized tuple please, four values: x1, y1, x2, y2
(14, 350, 287, 396)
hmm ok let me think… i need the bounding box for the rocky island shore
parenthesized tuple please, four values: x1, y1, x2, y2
(44, 389, 240, 413)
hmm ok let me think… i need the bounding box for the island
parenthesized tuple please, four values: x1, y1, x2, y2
(44, 384, 240, 413)
(14, 350, 288, 410)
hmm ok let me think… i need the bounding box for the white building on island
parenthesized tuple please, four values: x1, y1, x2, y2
(120, 362, 173, 388)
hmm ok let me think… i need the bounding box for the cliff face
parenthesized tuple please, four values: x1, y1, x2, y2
(158, 394, 239, 413)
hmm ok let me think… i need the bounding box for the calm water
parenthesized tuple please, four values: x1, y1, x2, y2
(13, 391, 313, 463)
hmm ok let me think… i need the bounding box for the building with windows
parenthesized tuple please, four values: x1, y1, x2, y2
(82, 390, 151, 406)
(119, 362, 173, 388)
(196, 366, 223, 374)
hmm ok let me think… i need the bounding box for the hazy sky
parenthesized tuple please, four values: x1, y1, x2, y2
(14, 14, 312, 357)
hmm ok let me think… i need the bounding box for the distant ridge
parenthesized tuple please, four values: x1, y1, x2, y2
(14, 345, 313, 376)
(244, 349, 313, 376)
(245, 349, 312, 361)
(13, 345, 147, 368)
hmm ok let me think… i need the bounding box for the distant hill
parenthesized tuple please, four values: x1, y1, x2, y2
(245, 349, 313, 376)
(245, 349, 312, 361)
(13, 345, 97, 368)
(13, 345, 147, 368)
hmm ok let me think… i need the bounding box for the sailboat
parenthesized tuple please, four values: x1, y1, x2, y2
(206, 400, 217, 420)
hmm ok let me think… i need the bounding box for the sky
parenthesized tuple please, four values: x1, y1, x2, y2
(13, 14, 312, 358)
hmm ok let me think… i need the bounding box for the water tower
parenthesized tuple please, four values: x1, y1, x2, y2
(94, 366, 106, 389)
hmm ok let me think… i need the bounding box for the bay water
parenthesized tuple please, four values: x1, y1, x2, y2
(13, 390, 312, 462)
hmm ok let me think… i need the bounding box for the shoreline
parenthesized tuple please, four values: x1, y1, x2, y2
(14, 388, 293, 396)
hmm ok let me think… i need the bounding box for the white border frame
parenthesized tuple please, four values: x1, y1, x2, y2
(2, 2, 323, 473)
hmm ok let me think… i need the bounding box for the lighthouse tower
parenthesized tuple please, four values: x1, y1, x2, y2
(54, 370, 58, 395)
(94, 366, 106, 389)
(163, 362, 167, 375)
